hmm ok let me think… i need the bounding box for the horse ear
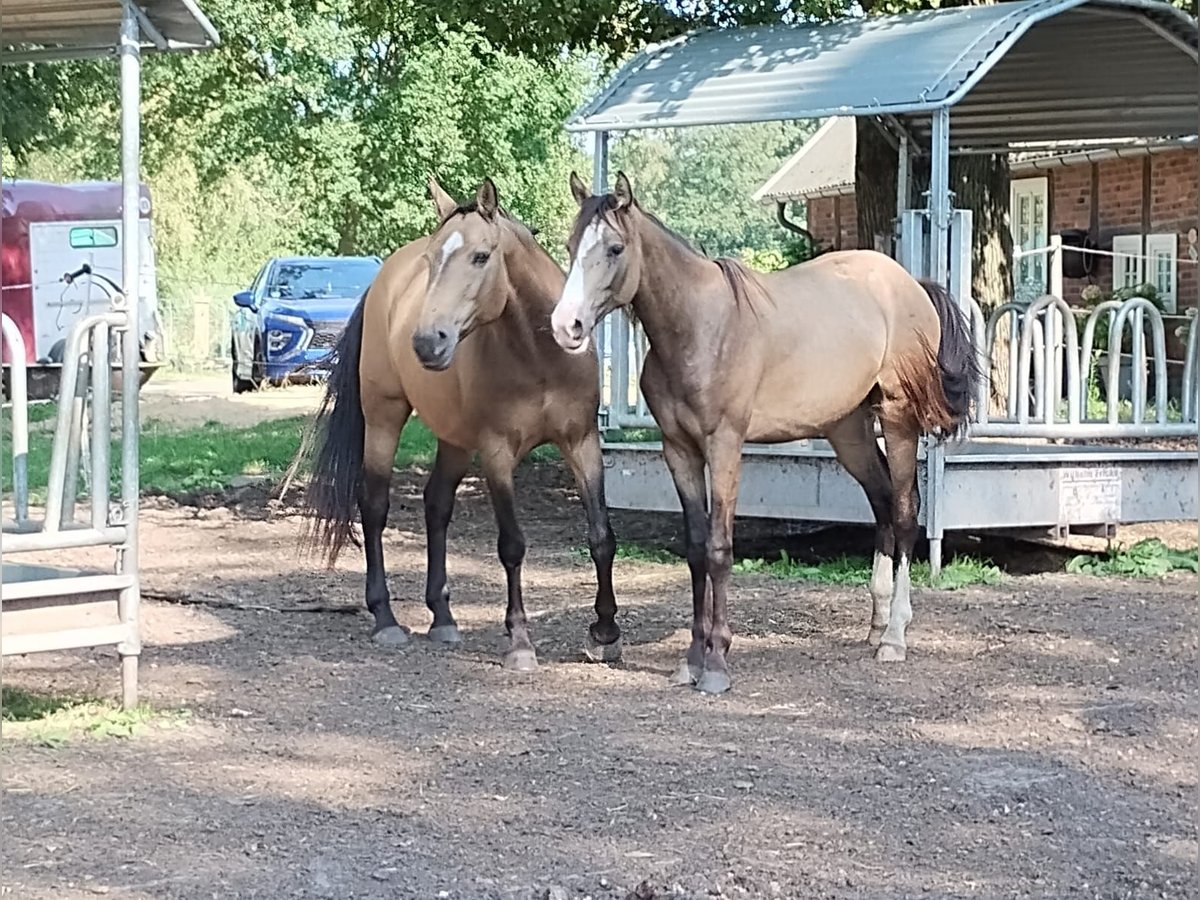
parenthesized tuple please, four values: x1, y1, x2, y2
(428, 173, 457, 220)
(613, 171, 634, 210)
(569, 171, 591, 207)
(476, 177, 499, 220)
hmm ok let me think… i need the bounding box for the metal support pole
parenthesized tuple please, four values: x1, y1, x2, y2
(928, 106, 952, 289)
(592, 131, 610, 194)
(90, 322, 111, 530)
(896, 134, 910, 221)
(118, 1, 143, 710)
(924, 106, 952, 579)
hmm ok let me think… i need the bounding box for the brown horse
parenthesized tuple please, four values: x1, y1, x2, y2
(550, 172, 979, 694)
(297, 176, 622, 671)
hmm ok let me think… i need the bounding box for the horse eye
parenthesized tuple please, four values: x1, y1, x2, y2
(607, 244, 625, 258)
(472, 251, 491, 266)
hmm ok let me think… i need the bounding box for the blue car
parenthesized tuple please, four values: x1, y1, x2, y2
(230, 254, 382, 392)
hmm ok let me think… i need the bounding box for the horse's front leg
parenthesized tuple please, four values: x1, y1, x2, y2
(661, 435, 711, 686)
(423, 440, 472, 646)
(557, 432, 621, 662)
(696, 427, 745, 695)
(480, 445, 537, 671)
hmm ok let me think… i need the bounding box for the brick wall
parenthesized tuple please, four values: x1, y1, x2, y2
(1025, 148, 1198, 310)
(1148, 150, 1198, 312)
(802, 147, 1196, 311)
(806, 197, 840, 250)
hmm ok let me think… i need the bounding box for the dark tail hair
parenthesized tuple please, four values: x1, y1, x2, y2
(286, 297, 367, 567)
(919, 279, 982, 439)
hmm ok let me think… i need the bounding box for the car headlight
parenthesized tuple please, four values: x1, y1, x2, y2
(266, 329, 292, 353)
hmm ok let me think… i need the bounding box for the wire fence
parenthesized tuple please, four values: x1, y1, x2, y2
(158, 290, 235, 373)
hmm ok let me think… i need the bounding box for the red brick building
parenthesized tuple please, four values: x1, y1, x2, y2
(754, 117, 1199, 313)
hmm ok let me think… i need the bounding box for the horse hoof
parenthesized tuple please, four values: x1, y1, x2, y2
(503, 648, 539, 673)
(372, 625, 410, 648)
(584, 634, 622, 663)
(428, 624, 463, 647)
(874, 642, 906, 663)
(672, 659, 701, 686)
(866, 626, 886, 647)
(695, 669, 732, 696)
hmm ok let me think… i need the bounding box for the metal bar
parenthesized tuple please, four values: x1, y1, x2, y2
(970, 422, 1198, 439)
(1, 624, 135, 658)
(42, 312, 124, 532)
(1, 573, 135, 603)
(1, 314, 30, 523)
(119, 2, 144, 711)
(2, 526, 128, 553)
(592, 131, 610, 194)
(62, 353, 88, 526)
(1182, 314, 1199, 422)
(1106, 298, 1168, 426)
(896, 134, 910, 221)
(128, 0, 170, 50)
(90, 322, 111, 530)
(928, 106, 952, 288)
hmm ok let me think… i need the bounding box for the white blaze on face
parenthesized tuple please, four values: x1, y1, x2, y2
(438, 230, 464, 271)
(551, 220, 603, 351)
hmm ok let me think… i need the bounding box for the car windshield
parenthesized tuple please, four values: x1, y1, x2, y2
(266, 259, 378, 300)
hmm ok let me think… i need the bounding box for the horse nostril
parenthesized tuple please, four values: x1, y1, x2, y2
(571, 319, 583, 336)
(436, 329, 448, 342)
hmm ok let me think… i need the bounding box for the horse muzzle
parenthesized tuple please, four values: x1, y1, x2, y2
(412, 327, 458, 371)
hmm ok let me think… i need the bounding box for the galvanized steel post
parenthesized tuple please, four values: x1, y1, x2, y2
(117, 0, 143, 710)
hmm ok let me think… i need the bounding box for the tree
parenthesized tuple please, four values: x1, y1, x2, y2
(611, 121, 817, 260)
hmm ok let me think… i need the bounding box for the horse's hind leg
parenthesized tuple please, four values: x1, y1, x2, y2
(480, 445, 537, 672)
(826, 408, 895, 646)
(558, 432, 621, 662)
(875, 413, 922, 663)
(424, 440, 472, 646)
(360, 402, 411, 646)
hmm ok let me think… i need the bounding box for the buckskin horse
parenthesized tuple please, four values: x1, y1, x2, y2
(296, 176, 622, 671)
(549, 171, 979, 694)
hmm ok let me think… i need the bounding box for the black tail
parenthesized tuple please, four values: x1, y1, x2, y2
(289, 298, 367, 567)
(919, 279, 982, 439)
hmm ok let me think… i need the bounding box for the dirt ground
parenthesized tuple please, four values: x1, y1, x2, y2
(2, 380, 1198, 899)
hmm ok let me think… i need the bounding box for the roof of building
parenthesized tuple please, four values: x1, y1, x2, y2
(569, 0, 1197, 151)
(1, 0, 220, 62)
(753, 119, 1197, 203)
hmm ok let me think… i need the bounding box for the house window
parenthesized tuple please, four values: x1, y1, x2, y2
(1111, 234, 1144, 291)
(1111, 233, 1177, 313)
(1145, 233, 1178, 313)
(1010, 177, 1049, 302)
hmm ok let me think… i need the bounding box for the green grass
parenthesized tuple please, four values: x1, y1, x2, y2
(1, 686, 189, 748)
(731, 550, 1004, 590)
(590, 543, 1003, 590)
(1067, 538, 1198, 578)
(1, 404, 560, 500)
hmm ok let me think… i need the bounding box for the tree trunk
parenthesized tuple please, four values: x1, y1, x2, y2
(854, 119, 898, 253)
(853, 118, 1014, 414)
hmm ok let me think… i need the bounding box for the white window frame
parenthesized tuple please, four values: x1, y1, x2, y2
(1010, 177, 1049, 299)
(1145, 232, 1178, 313)
(1111, 234, 1144, 292)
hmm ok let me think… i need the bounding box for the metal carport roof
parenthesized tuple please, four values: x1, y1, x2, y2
(1, 0, 220, 62)
(567, 0, 1198, 151)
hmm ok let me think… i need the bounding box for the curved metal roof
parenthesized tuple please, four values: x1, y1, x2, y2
(1, 0, 220, 62)
(568, 0, 1198, 150)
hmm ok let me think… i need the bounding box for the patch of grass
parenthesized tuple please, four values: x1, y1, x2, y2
(733, 551, 1004, 590)
(587, 543, 1002, 591)
(603, 427, 661, 443)
(1066, 538, 1198, 578)
(1, 686, 189, 748)
(1, 404, 559, 500)
(573, 543, 681, 564)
